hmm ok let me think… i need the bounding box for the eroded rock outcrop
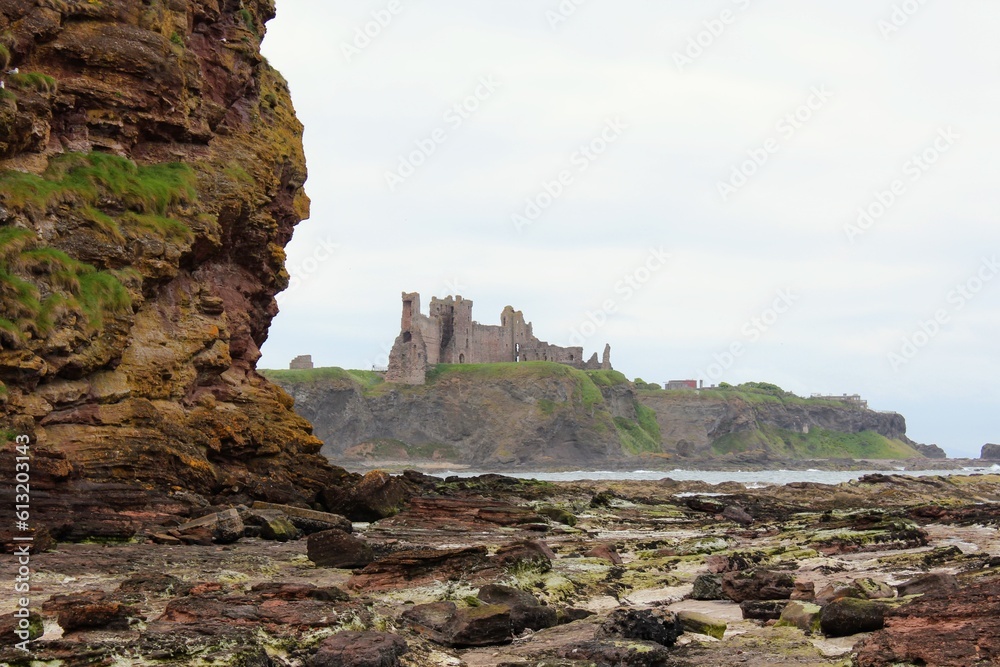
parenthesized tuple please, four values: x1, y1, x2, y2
(0, 0, 355, 539)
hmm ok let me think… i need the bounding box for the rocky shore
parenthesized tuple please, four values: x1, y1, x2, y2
(3, 471, 998, 666)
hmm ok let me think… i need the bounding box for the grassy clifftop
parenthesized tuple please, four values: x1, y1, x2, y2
(267, 365, 922, 465)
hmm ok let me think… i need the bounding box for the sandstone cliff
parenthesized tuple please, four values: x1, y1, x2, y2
(0, 0, 353, 540)
(266, 364, 924, 467)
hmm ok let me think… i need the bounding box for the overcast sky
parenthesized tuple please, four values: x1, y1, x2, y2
(258, 1, 1000, 458)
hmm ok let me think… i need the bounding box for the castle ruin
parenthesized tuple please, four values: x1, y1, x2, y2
(386, 292, 612, 384)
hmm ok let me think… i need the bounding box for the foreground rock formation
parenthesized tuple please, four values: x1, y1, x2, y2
(267, 365, 925, 466)
(1, 472, 997, 666)
(0, 0, 355, 540)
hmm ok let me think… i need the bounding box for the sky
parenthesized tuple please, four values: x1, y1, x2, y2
(257, 0, 1000, 458)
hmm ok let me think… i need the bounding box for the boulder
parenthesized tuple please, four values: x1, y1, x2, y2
(691, 573, 725, 600)
(348, 546, 492, 591)
(308, 631, 408, 667)
(678, 610, 726, 639)
(854, 578, 1000, 667)
(820, 598, 887, 637)
(477, 584, 540, 608)
(494, 540, 555, 571)
(0, 611, 43, 643)
(174, 508, 243, 544)
(441, 605, 513, 647)
(722, 504, 754, 525)
(815, 578, 894, 605)
(42, 590, 140, 633)
(537, 506, 577, 526)
(510, 604, 558, 634)
(791, 581, 815, 601)
(777, 601, 822, 633)
(897, 572, 959, 598)
(212, 508, 244, 544)
(705, 551, 768, 573)
(243, 509, 299, 542)
(307, 529, 374, 569)
(249, 582, 349, 602)
(981, 443, 1000, 460)
(598, 608, 683, 647)
(251, 501, 352, 534)
(740, 599, 788, 621)
(721, 569, 794, 603)
(332, 470, 411, 522)
(585, 544, 623, 564)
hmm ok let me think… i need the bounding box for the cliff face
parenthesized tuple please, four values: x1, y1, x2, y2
(268, 365, 922, 467)
(270, 366, 640, 467)
(0, 0, 352, 539)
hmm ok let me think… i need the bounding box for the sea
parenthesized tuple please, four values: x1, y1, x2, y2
(435, 464, 1000, 487)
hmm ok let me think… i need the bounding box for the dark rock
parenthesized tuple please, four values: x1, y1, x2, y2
(307, 529, 374, 569)
(250, 501, 352, 534)
(402, 601, 458, 634)
(494, 540, 555, 571)
(685, 496, 726, 514)
(441, 605, 513, 647)
(585, 544, 623, 564)
(213, 508, 245, 544)
(0, 611, 43, 643)
(820, 598, 887, 637)
(558, 607, 595, 623)
(897, 572, 959, 598)
(705, 551, 769, 573)
(334, 470, 411, 522)
(242, 509, 299, 542)
(691, 573, 725, 600)
(722, 505, 754, 525)
(981, 443, 1000, 460)
(854, 578, 1000, 667)
(555, 640, 671, 667)
(42, 590, 140, 632)
(308, 631, 408, 667)
(510, 605, 558, 634)
(598, 608, 683, 647)
(913, 443, 947, 459)
(249, 582, 349, 602)
(721, 569, 794, 603)
(740, 599, 788, 621)
(538, 506, 577, 526)
(383, 496, 545, 531)
(348, 546, 492, 591)
(478, 584, 540, 608)
(589, 490, 617, 507)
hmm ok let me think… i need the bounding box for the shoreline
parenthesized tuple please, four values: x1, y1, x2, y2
(337, 456, 996, 476)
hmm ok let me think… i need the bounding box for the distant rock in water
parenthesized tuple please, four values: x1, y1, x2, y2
(982, 444, 1000, 460)
(0, 0, 355, 541)
(266, 366, 926, 467)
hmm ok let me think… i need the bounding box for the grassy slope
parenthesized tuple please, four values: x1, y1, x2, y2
(263, 366, 920, 460)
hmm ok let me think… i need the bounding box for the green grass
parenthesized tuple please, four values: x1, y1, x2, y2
(0, 152, 196, 217)
(7, 72, 56, 94)
(585, 369, 630, 387)
(0, 44, 10, 70)
(614, 402, 663, 455)
(711, 424, 920, 459)
(262, 366, 386, 391)
(536, 398, 558, 416)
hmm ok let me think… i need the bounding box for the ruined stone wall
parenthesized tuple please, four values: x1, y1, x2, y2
(386, 292, 611, 384)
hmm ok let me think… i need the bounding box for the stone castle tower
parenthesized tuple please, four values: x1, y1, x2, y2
(386, 292, 612, 385)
